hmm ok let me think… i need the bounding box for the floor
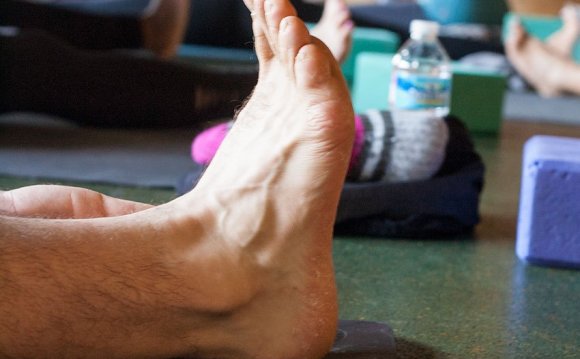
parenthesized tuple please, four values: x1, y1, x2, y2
(2, 120, 580, 358)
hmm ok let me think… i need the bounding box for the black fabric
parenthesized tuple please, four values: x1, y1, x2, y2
(1, 0, 323, 51)
(0, 29, 257, 128)
(176, 115, 484, 239)
(185, 0, 324, 50)
(336, 115, 484, 238)
(0, 0, 143, 50)
(185, 0, 252, 49)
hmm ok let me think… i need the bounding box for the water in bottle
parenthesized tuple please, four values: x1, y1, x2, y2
(389, 19, 452, 118)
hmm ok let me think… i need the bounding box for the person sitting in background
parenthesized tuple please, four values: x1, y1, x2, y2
(0, 0, 353, 128)
(1, 0, 353, 60)
(0, 0, 191, 59)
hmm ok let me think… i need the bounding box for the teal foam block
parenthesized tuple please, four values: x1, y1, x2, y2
(351, 53, 392, 115)
(307, 24, 400, 87)
(340, 27, 400, 88)
(502, 12, 580, 63)
(352, 53, 506, 134)
(419, 0, 507, 25)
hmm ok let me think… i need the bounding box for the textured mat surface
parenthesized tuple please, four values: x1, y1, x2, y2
(0, 113, 198, 188)
(503, 91, 580, 124)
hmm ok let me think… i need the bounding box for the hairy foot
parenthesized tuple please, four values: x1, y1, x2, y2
(0, 0, 353, 358)
(506, 18, 567, 97)
(310, 0, 354, 64)
(178, 0, 354, 356)
(547, 2, 580, 57)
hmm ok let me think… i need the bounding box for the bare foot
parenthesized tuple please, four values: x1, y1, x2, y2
(181, 0, 354, 355)
(141, 0, 191, 58)
(546, 2, 580, 57)
(0, 0, 353, 357)
(506, 18, 567, 97)
(310, 0, 354, 64)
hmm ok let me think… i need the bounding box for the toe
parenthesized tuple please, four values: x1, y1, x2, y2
(337, 11, 352, 26)
(251, 10, 275, 66)
(294, 41, 333, 90)
(261, 0, 298, 56)
(278, 16, 313, 77)
(506, 17, 526, 50)
(242, 0, 253, 11)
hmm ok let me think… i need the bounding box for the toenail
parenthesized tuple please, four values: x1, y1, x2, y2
(265, 0, 273, 13)
(297, 48, 309, 61)
(281, 18, 291, 32)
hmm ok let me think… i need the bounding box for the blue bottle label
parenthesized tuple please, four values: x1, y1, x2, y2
(393, 72, 451, 110)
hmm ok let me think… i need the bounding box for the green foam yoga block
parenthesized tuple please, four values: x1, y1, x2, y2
(340, 27, 400, 87)
(351, 53, 392, 115)
(306, 24, 400, 87)
(352, 53, 506, 134)
(502, 12, 580, 63)
(451, 63, 506, 134)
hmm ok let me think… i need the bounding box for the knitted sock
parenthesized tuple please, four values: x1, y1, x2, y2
(191, 109, 449, 182)
(348, 109, 449, 182)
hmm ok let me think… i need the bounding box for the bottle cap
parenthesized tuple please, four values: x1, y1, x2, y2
(409, 20, 440, 39)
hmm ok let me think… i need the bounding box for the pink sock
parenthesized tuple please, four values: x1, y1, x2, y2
(350, 115, 365, 171)
(191, 122, 231, 165)
(191, 118, 364, 167)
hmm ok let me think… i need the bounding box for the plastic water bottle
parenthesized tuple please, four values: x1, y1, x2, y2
(389, 20, 452, 118)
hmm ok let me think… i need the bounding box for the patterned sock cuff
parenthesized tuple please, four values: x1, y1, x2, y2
(349, 115, 366, 172)
(347, 110, 394, 182)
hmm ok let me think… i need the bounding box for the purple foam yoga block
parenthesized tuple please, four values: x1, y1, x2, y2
(517, 135, 580, 268)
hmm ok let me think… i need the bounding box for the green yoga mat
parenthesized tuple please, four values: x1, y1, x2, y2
(0, 113, 198, 188)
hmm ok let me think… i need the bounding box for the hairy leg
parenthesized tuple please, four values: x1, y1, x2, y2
(0, 0, 353, 358)
(0, 29, 256, 128)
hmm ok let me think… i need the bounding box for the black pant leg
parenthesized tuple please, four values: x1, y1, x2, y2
(0, 0, 143, 50)
(292, 0, 323, 22)
(185, 0, 242, 48)
(185, 0, 324, 50)
(0, 29, 257, 128)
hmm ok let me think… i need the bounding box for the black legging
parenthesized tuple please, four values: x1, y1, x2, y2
(0, 0, 322, 128)
(185, 0, 323, 49)
(0, 0, 323, 52)
(0, 28, 257, 128)
(0, 0, 144, 51)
